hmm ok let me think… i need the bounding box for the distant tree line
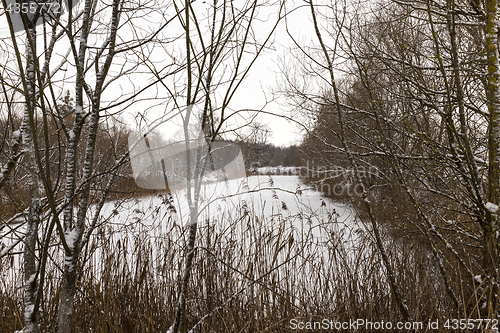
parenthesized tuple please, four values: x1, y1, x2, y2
(239, 140, 302, 170)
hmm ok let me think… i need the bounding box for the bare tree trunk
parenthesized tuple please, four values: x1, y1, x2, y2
(22, 25, 41, 333)
(171, 210, 198, 333)
(56, 255, 77, 333)
(56, 0, 93, 329)
(57, 0, 120, 329)
(306, 0, 411, 320)
(485, 0, 500, 317)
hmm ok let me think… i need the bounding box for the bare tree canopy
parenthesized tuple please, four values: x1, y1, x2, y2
(2, 0, 500, 331)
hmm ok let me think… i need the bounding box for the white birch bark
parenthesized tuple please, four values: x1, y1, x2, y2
(57, 0, 121, 330)
(22, 25, 41, 333)
(56, 0, 93, 328)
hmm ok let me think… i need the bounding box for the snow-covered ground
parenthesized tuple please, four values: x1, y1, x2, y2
(90, 175, 366, 275)
(1, 175, 368, 302)
(97, 175, 360, 238)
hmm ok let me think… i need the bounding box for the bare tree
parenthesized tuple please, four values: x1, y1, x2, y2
(281, 0, 499, 320)
(0, 0, 177, 331)
(168, 0, 284, 329)
(237, 121, 273, 168)
(129, 1, 285, 331)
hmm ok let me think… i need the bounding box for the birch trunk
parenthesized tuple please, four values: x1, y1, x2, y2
(56, 0, 91, 324)
(22, 25, 41, 333)
(57, 0, 120, 329)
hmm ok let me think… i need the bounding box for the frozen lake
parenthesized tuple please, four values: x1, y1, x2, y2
(98, 175, 361, 240)
(1, 175, 369, 299)
(91, 175, 368, 278)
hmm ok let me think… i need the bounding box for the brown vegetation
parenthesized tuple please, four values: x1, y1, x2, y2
(0, 197, 477, 332)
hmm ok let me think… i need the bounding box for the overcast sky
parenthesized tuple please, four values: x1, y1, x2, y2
(0, 0, 317, 147)
(228, 1, 315, 147)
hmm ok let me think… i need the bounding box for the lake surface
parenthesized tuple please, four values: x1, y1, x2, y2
(99, 175, 360, 235)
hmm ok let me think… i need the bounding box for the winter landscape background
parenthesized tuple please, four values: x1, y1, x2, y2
(1, 0, 500, 332)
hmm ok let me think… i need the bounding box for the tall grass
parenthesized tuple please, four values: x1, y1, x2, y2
(0, 183, 484, 332)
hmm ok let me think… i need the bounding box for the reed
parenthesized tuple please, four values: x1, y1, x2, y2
(0, 191, 483, 332)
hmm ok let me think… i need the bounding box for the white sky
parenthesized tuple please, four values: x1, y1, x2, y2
(227, 1, 316, 147)
(0, 0, 318, 147)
